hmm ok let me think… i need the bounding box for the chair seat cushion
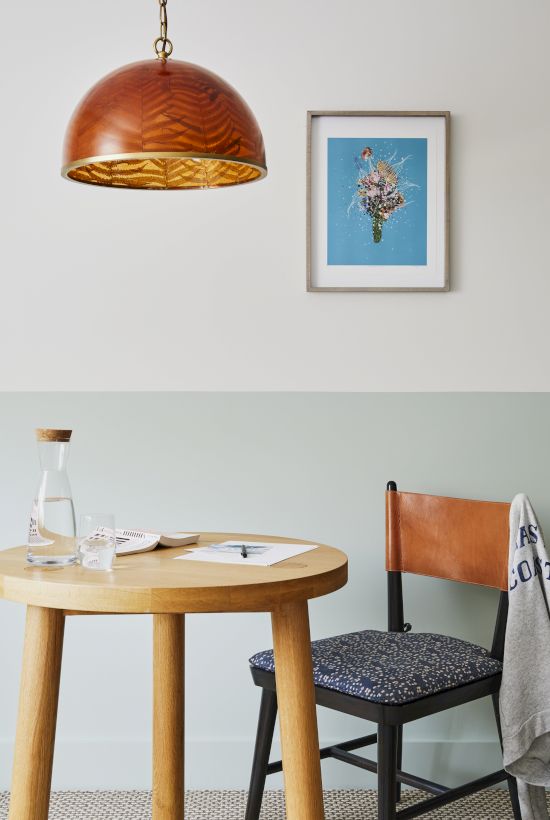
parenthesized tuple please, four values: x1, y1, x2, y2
(249, 630, 502, 705)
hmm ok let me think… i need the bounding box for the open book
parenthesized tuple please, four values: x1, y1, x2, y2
(115, 529, 199, 556)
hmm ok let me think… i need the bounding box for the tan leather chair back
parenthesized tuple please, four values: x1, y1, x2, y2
(386, 490, 510, 591)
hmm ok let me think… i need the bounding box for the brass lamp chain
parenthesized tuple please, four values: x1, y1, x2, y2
(154, 0, 173, 61)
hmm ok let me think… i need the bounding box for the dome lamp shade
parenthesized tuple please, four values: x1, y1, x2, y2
(61, 3, 267, 190)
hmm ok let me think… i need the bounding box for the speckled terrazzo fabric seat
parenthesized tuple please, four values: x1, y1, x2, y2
(249, 629, 502, 705)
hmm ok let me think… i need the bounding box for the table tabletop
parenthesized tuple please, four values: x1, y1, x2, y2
(0, 532, 348, 614)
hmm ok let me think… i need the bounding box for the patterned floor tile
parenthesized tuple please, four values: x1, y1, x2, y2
(0, 787, 531, 819)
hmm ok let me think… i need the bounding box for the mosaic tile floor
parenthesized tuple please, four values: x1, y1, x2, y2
(0, 787, 531, 819)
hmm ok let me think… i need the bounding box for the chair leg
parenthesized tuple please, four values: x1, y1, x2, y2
(492, 693, 522, 820)
(395, 725, 403, 802)
(245, 688, 278, 820)
(378, 724, 398, 820)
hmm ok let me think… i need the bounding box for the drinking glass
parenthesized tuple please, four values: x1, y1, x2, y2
(77, 514, 116, 571)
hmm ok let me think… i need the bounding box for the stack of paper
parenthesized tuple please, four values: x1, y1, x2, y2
(175, 541, 318, 567)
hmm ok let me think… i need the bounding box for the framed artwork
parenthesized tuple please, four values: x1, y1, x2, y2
(307, 111, 450, 292)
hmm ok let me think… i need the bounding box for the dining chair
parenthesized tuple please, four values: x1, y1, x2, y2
(244, 482, 522, 820)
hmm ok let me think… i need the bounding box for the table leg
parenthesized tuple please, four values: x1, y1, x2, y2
(9, 606, 65, 820)
(271, 600, 324, 820)
(153, 614, 185, 820)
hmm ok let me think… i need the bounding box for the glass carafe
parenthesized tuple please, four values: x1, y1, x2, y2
(27, 428, 77, 566)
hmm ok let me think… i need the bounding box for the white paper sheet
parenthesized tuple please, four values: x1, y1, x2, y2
(175, 540, 318, 566)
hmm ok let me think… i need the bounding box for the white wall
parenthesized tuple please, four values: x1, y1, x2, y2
(1, 0, 550, 390)
(0, 392, 549, 789)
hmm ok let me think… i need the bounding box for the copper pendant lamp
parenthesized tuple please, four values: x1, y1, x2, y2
(62, 0, 267, 189)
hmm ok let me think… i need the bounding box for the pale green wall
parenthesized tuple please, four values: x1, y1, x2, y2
(0, 393, 548, 788)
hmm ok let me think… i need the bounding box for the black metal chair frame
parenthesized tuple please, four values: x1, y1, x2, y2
(245, 482, 522, 820)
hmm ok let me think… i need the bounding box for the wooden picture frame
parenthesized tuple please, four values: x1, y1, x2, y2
(307, 111, 450, 292)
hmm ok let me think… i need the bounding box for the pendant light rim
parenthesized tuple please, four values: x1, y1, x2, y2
(61, 152, 267, 188)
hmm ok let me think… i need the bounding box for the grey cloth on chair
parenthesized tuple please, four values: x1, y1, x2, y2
(500, 494, 550, 819)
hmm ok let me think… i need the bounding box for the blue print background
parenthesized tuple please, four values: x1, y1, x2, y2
(327, 138, 428, 266)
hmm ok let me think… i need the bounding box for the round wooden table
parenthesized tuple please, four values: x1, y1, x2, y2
(0, 533, 348, 820)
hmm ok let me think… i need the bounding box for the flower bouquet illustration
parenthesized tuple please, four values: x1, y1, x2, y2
(352, 147, 415, 244)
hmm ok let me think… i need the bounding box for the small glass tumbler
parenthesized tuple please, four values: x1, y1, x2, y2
(77, 514, 116, 571)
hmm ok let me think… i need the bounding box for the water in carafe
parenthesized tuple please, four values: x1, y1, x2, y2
(27, 428, 77, 566)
